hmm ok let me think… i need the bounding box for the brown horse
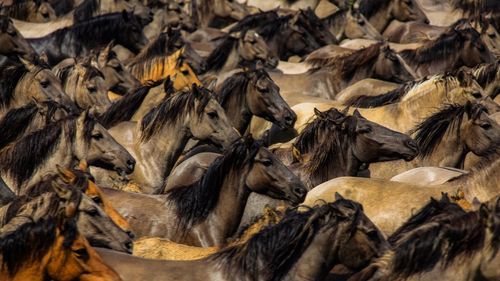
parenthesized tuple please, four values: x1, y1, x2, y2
(470, 60, 500, 99)
(0, 110, 135, 194)
(202, 30, 278, 76)
(305, 156, 500, 235)
(0, 15, 36, 60)
(355, 0, 428, 32)
(103, 138, 306, 246)
(0, 185, 121, 281)
(97, 198, 387, 281)
(0, 0, 56, 22)
(93, 85, 239, 193)
(22, 171, 134, 253)
(366, 102, 500, 178)
(351, 196, 500, 281)
(132, 206, 284, 260)
(399, 22, 495, 78)
(0, 59, 76, 119)
(214, 68, 296, 134)
(53, 58, 111, 115)
(271, 42, 416, 100)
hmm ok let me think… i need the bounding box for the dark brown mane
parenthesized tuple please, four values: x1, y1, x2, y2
(308, 43, 383, 79)
(140, 85, 211, 141)
(210, 199, 362, 281)
(166, 139, 260, 233)
(411, 103, 487, 157)
(217, 69, 270, 106)
(0, 62, 29, 108)
(344, 80, 419, 108)
(0, 116, 95, 189)
(471, 60, 500, 89)
(392, 211, 487, 277)
(357, 0, 392, 18)
(127, 30, 182, 68)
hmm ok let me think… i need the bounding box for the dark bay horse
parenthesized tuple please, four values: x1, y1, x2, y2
(97, 197, 387, 281)
(0, 187, 121, 281)
(215, 69, 296, 134)
(27, 11, 148, 66)
(0, 15, 36, 60)
(0, 110, 135, 194)
(102, 138, 306, 246)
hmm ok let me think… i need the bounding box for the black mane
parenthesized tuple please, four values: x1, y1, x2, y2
(73, 0, 100, 22)
(211, 200, 361, 281)
(0, 62, 29, 108)
(97, 79, 163, 128)
(472, 60, 499, 89)
(344, 80, 419, 108)
(204, 35, 239, 73)
(400, 24, 481, 65)
(140, 85, 211, 141)
(0, 116, 94, 189)
(392, 211, 486, 277)
(129, 30, 181, 64)
(357, 0, 391, 18)
(228, 11, 282, 40)
(166, 139, 259, 233)
(0, 192, 80, 276)
(217, 69, 270, 106)
(412, 103, 486, 157)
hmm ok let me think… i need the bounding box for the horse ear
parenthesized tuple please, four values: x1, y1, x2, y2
(335, 192, 345, 201)
(353, 109, 362, 118)
(56, 165, 76, 184)
(440, 192, 451, 203)
(314, 108, 326, 119)
(229, 31, 242, 39)
(77, 109, 90, 128)
(479, 203, 490, 221)
(18, 56, 36, 71)
(122, 10, 130, 21)
(51, 181, 72, 200)
(164, 76, 174, 95)
(78, 160, 88, 171)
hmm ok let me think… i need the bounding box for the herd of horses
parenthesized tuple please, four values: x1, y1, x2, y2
(0, 0, 499, 280)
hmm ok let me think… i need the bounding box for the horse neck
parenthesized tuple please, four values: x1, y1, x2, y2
(222, 84, 251, 133)
(417, 122, 468, 168)
(404, 47, 461, 77)
(10, 74, 32, 109)
(207, 165, 251, 241)
(455, 159, 500, 202)
(217, 45, 241, 76)
(368, 3, 393, 32)
(0, 257, 49, 281)
(283, 225, 341, 281)
(136, 120, 191, 187)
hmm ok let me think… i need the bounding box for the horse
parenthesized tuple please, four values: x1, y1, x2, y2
(365, 102, 500, 179)
(399, 22, 495, 78)
(351, 196, 500, 281)
(90, 41, 141, 97)
(11, 0, 152, 39)
(271, 42, 416, 100)
(0, 15, 36, 60)
(97, 197, 387, 281)
(22, 172, 134, 254)
(0, 100, 68, 151)
(0, 59, 76, 119)
(469, 60, 500, 99)
(126, 47, 201, 85)
(0, 110, 135, 194)
(53, 58, 111, 115)
(343, 79, 420, 108)
(355, 0, 428, 32)
(321, 8, 383, 42)
(304, 156, 500, 235)
(0, 185, 121, 281)
(214, 68, 296, 134)
(132, 206, 284, 260)
(102, 137, 306, 246)
(202, 30, 278, 76)
(0, 0, 56, 22)
(289, 71, 497, 135)
(228, 9, 334, 60)
(27, 11, 149, 66)
(191, 0, 250, 28)
(92, 85, 240, 193)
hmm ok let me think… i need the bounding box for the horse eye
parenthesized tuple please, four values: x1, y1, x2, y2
(113, 65, 123, 71)
(262, 159, 272, 166)
(471, 92, 482, 98)
(87, 85, 97, 92)
(88, 208, 99, 216)
(74, 248, 89, 261)
(489, 33, 496, 38)
(7, 30, 16, 36)
(357, 19, 365, 25)
(367, 230, 380, 240)
(207, 111, 218, 119)
(40, 79, 50, 88)
(181, 70, 190, 75)
(357, 127, 372, 134)
(91, 196, 102, 204)
(480, 123, 492, 130)
(92, 133, 103, 140)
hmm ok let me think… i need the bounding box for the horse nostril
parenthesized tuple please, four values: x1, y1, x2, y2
(407, 140, 419, 152)
(126, 231, 135, 239)
(125, 241, 134, 253)
(126, 159, 136, 169)
(294, 187, 307, 198)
